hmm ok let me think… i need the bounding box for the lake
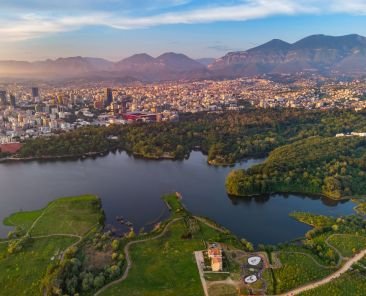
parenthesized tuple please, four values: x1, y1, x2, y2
(0, 151, 355, 244)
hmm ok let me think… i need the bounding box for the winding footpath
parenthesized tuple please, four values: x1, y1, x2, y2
(94, 218, 182, 296)
(278, 248, 366, 296)
(324, 234, 347, 263)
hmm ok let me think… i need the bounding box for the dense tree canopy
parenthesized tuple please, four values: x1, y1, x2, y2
(18, 109, 366, 166)
(226, 136, 366, 199)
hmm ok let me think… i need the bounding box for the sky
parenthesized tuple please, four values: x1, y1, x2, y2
(0, 0, 366, 61)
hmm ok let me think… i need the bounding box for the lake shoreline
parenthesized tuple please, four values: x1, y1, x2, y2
(0, 149, 266, 168)
(0, 151, 354, 244)
(228, 190, 353, 202)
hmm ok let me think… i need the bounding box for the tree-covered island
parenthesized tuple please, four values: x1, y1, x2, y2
(226, 136, 366, 199)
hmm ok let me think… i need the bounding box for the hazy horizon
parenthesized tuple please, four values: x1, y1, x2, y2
(1, 0, 366, 61)
(1, 32, 366, 63)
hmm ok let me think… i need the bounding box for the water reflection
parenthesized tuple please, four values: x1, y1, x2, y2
(0, 151, 355, 244)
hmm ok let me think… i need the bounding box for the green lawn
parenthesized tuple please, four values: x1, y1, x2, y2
(3, 195, 103, 237)
(208, 284, 238, 296)
(262, 268, 275, 295)
(0, 236, 77, 295)
(327, 234, 366, 257)
(0, 194, 104, 295)
(0, 243, 7, 260)
(101, 219, 205, 296)
(300, 271, 366, 296)
(3, 209, 43, 233)
(204, 273, 229, 281)
(163, 194, 185, 214)
(273, 252, 332, 293)
(29, 195, 103, 236)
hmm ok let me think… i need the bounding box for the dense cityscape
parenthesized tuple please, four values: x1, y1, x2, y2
(1, 76, 366, 145)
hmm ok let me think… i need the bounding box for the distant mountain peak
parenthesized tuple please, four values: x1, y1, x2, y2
(2, 34, 366, 81)
(157, 52, 191, 60)
(292, 34, 366, 50)
(209, 33, 366, 76)
(156, 52, 205, 72)
(120, 53, 155, 63)
(248, 39, 291, 53)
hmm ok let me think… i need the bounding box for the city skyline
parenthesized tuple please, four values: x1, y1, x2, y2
(0, 0, 366, 61)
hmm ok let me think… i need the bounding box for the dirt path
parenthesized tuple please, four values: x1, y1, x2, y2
(272, 232, 352, 271)
(94, 218, 182, 296)
(324, 234, 347, 262)
(278, 248, 366, 296)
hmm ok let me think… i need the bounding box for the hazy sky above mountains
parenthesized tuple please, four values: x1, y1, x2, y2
(0, 0, 366, 61)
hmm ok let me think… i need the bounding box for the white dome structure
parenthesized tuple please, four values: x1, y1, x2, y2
(248, 256, 262, 266)
(244, 275, 258, 284)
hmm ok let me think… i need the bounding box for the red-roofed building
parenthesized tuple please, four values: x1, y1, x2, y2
(0, 142, 22, 154)
(122, 112, 158, 122)
(208, 244, 223, 272)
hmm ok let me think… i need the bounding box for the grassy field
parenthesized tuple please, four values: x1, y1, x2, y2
(208, 284, 238, 296)
(0, 195, 103, 295)
(0, 236, 77, 295)
(327, 234, 366, 257)
(300, 270, 366, 296)
(101, 219, 205, 296)
(204, 273, 230, 281)
(3, 195, 103, 237)
(272, 252, 332, 293)
(3, 209, 43, 233)
(29, 195, 103, 236)
(262, 268, 275, 295)
(100, 194, 242, 296)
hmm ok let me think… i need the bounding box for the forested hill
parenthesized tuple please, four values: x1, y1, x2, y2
(16, 109, 366, 165)
(226, 136, 366, 199)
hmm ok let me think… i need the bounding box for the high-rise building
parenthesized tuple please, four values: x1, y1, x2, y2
(0, 91, 6, 105)
(57, 95, 63, 105)
(10, 94, 16, 107)
(121, 100, 127, 113)
(105, 88, 113, 106)
(32, 87, 39, 98)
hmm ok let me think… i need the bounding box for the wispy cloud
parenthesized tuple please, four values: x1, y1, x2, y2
(0, 0, 365, 41)
(330, 0, 366, 14)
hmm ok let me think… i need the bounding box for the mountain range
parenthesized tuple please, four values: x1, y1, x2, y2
(1, 34, 366, 81)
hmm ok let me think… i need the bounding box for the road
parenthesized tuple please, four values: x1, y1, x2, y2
(279, 248, 366, 296)
(194, 251, 209, 296)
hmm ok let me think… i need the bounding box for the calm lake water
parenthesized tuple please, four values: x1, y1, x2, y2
(0, 151, 355, 244)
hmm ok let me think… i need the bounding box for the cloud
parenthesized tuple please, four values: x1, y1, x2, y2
(330, 0, 366, 14)
(0, 0, 193, 14)
(0, 0, 365, 41)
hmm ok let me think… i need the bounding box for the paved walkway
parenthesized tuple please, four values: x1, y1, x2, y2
(278, 249, 366, 296)
(194, 251, 209, 296)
